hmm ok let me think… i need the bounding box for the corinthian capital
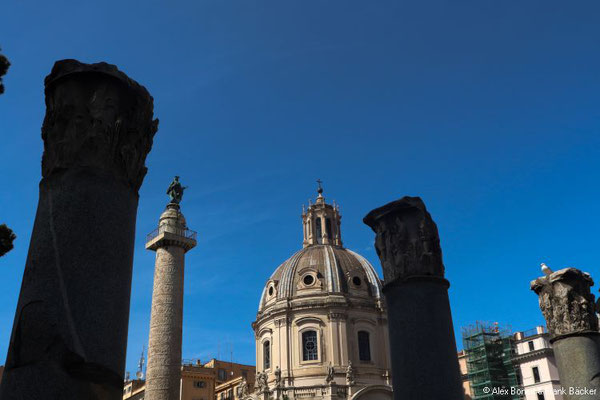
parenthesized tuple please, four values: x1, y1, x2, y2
(531, 268, 598, 337)
(41, 59, 158, 192)
(363, 196, 445, 285)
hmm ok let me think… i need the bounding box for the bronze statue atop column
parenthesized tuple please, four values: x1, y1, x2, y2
(166, 176, 187, 204)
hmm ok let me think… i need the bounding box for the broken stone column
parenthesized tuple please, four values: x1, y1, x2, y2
(363, 197, 463, 400)
(531, 268, 600, 400)
(0, 59, 158, 400)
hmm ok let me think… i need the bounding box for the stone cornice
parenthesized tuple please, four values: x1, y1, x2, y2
(294, 316, 326, 326)
(511, 348, 554, 364)
(274, 317, 290, 327)
(254, 296, 383, 326)
(328, 313, 347, 321)
(145, 232, 197, 252)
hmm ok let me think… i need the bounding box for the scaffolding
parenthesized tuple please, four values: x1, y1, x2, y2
(462, 322, 521, 400)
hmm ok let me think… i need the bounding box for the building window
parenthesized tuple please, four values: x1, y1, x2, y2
(302, 330, 318, 361)
(532, 366, 540, 383)
(528, 341, 535, 351)
(325, 218, 332, 239)
(303, 274, 315, 286)
(315, 218, 322, 244)
(537, 393, 545, 400)
(263, 340, 271, 370)
(218, 368, 228, 381)
(194, 380, 206, 388)
(358, 331, 371, 361)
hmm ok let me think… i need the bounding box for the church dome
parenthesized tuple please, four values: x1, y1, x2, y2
(258, 245, 382, 313)
(256, 182, 384, 317)
(251, 183, 392, 399)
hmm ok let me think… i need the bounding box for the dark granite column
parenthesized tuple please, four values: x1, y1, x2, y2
(0, 60, 158, 400)
(531, 268, 600, 400)
(364, 197, 463, 400)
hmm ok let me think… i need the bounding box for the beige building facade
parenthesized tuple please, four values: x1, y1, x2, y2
(124, 379, 146, 400)
(251, 187, 392, 400)
(215, 376, 255, 400)
(123, 359, 255, 400)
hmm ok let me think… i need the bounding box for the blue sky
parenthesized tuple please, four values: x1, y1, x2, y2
(1, 0, 599, 376)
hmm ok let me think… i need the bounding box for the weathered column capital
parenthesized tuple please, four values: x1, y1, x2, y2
(531, 268, 598, 338)
(363, 196, 445, 286)
(42, 59, 158, 192)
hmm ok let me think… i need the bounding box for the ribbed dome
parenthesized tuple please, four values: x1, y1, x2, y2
(258, 244, 382, 312)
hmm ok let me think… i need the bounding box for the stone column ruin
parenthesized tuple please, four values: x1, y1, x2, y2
(0, 59, 158, 400)
(531, 268, 600, 400)
(363, 196, 463, 400)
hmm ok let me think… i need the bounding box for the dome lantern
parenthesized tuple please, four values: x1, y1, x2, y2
(302, 180, 342, 248)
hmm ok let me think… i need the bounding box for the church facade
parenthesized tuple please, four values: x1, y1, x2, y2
(250, 186, 393, 400)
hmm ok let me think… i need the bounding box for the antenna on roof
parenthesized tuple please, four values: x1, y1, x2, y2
(136, 345, 145, 380)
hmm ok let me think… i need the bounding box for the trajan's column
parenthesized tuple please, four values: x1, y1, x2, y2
(145, 176, 197, 400)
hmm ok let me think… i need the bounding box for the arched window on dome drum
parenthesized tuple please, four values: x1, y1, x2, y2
(358, 331, 371, 361)
(325, 218, 332, 239)
(302, 330, 318, 361)
(315, 218, 322, 244)
(263, 340, 271, 369)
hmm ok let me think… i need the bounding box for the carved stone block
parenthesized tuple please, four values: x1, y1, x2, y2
(531, 268, 598, 337)
(42, 59, 158, 192)
(363, 196, 444, 285)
